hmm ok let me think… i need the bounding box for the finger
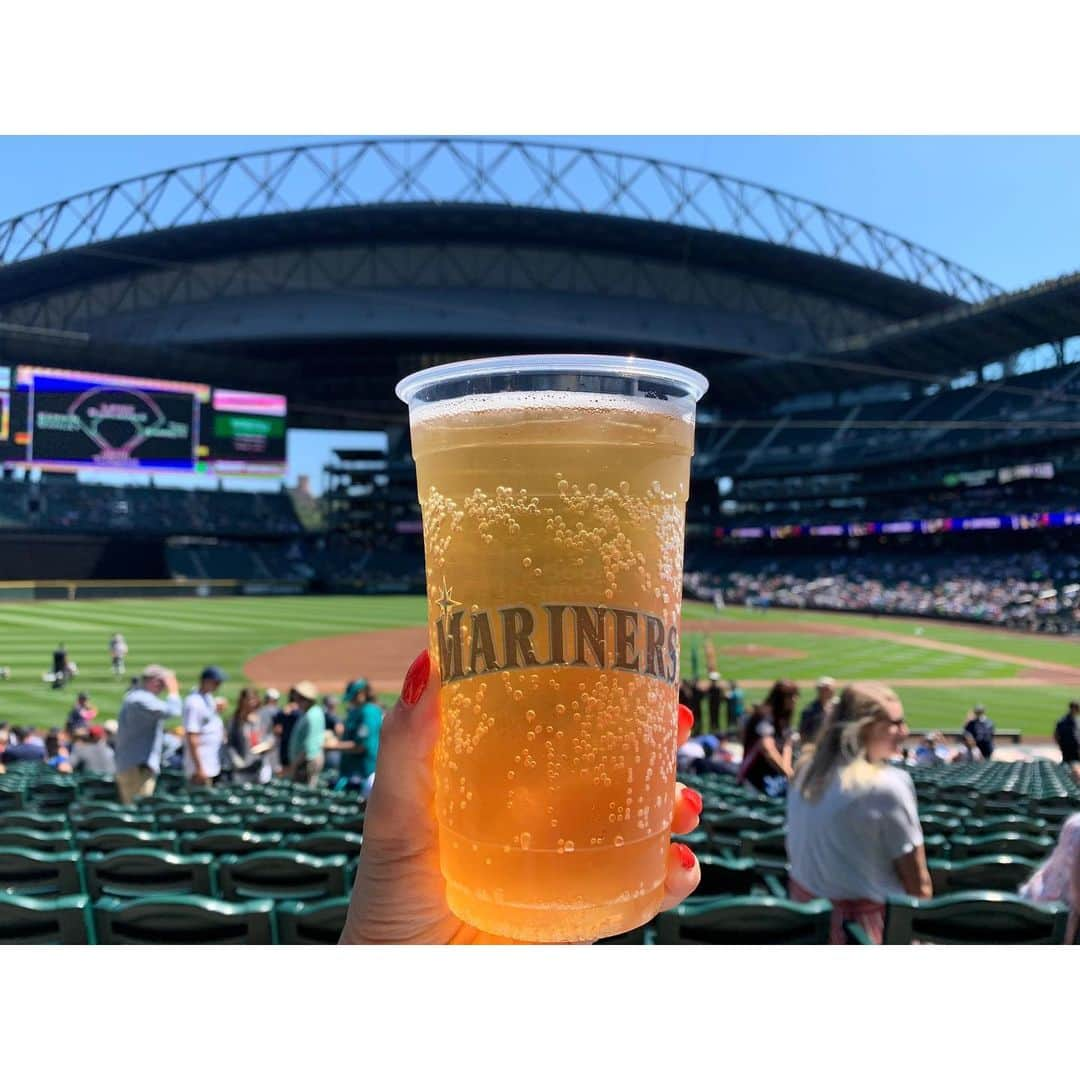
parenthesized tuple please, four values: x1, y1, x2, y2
(670, 783, 703, 836)
(677, 704, 694, 747)
(362, 649, 441, 849)
(659, 842, 701, 912)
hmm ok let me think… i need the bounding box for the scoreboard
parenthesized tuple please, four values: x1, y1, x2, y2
(0, 365, 286, 476)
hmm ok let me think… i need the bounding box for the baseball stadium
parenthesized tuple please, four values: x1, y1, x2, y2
(2, 137, 1080, 944)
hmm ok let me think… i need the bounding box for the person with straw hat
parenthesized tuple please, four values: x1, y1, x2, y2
(287, 680, 326, 788)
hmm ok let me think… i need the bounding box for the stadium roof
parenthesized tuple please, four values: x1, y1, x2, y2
(6, 139, 1080, 418)
(725, 270, 1080, 399)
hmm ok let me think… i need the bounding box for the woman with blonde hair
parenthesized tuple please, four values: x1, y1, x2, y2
(785, 681, 931, 944)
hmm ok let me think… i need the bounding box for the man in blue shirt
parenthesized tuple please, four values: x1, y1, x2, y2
(963, 704, 995, 761)
(114, 664, 182, 804)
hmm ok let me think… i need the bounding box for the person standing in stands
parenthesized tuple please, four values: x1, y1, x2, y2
(274, 688, 302, 776)
(66, 692, 98, 737)
(786, 682, 931, 944)
(798, 676, 836, 746)
(963, 704, 995, 761)
(70, 724, 116, 776)
(287, 680, 326, 788)
(227, 687, 274, 784)
(1020, 812, 1080, 946)
(1055, 701, 1080, 767)
(332, 679, 383, 791)
(183, 666, 228, 787)
(738, 679, 799, 797)
(114, 664, 182, 804)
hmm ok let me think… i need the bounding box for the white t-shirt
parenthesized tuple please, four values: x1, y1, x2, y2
(786, 764, 923, 902)
(182, 690, 225, 778)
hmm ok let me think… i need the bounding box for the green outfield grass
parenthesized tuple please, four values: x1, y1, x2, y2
(0, 594, 1077, 740)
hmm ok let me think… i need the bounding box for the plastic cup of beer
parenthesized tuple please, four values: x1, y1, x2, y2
(396, 355, 708, 942)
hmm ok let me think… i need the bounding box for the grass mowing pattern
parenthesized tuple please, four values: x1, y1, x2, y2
(0, 595, 1076, 739)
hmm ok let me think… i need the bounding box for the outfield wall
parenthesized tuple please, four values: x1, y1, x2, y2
(0, 578, 307, 602)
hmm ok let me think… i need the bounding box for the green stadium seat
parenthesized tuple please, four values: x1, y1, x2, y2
(93, 895, 275, 944)
(76, 778, 120, 802)
(0, 828, 73, 853)
(0, 790, 25, 812)
(0, 847, 84, 896)
(948, 833, 1055, 860)
(0, 812, 69, 833)
(216, 851, 349, 901)
(325, 811, 365, 834)
(68, 812, 156, 833)
(921, 833, 950, 860)
(962, 815, 1049, 837)
(178, 829, 285, 856)
(68, 800, 131, 816)
(882, 891, 1069, 944)
(286, 831, 364, 858)
(83, 849, 216, 899)
(75, 829, 179, 854)
(277, 897, 351, 944)
(0, 893, 94, 943)
(655, 895, 832, 944)
(703, 810, 784, 837)
(695, 854, 780, 898)
(928, 855, 1040, 895)
(739, 827, 788, 867)
(154, 812, 243, 832)
(918, 813, 963, 835)
(248, 813, 330, 835)
(28, 781, 79, 811)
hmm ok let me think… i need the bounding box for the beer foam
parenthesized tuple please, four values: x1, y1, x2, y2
(409, 389, 694, 429)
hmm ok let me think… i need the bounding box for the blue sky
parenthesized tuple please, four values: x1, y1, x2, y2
(4, 136, 1079, 491)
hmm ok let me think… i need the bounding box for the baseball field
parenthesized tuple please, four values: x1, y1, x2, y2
(1, 594, 1078, 740)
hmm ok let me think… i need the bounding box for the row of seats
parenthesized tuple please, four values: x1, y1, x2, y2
(0, 893, 347, 944)
(6, 882, 1069, 945)
(0, 847, 355, 901)
(608, 890, 1072, 944)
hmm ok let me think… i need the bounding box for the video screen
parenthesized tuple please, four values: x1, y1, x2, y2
(0, 365, 287, 477)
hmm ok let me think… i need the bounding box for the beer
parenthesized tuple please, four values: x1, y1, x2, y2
(400, 360, 705, 941)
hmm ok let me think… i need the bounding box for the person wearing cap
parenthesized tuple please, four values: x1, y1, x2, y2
(114, 664, 182, 804)
(70, 724, 117, 776)
(331, 679, 383, 790)
(963, 703, 995, 761)
(286, 680, 326, 788)
(183, 665, 228, 787)
(798, 676, 837, 746)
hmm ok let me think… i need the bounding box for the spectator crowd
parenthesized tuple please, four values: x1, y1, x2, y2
(0, 662, 386, 802)
(688, 550, 1080, 634)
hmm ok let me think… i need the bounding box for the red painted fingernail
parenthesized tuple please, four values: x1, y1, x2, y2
(672, 842, 696, 871)
(677, 704, 693, 728)
(401, 650, 431, 706)
(682, 787, 703, 816)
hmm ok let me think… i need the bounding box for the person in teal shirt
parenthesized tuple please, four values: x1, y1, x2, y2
(287, 680, 326, 787)
(334, 679, 383, 791)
